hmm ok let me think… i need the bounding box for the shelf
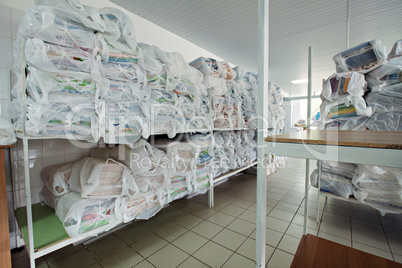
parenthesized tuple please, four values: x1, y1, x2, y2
(213, 161, 257, 184)
(16, 132, 93, 141)
(319, 190, 361, 204)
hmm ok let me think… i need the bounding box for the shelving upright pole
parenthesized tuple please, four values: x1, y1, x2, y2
(256, 0, 269, 266)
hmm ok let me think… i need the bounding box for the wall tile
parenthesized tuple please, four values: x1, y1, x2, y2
(0, 68, 11, 100)
(43, 139, 65, 157)
(15, 139, 43, 160)
(0, 99, 10, 121)
(17, 185, 43, 206)
(65, 139, 85, 155)
(5, 160, 12, 192)
(43, 155, 66, 168)
(0, 36, 12, 69)
(15, 158, 44, 190)
(0, 4, 11, 38)
(7, 191, 15, 221)
(11, 8, 24, 40)
(65, 153, 84, 163)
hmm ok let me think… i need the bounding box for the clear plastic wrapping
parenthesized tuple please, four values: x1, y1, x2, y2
(353, 187, 402, 216)
(25, 38, 95, 74)
(321, 72, 367, 101)
(68, 157, 137, 198)
(100, 78, 148, 102)
(323, 116, 369, 130)
(41, 163, 73, 197)
(333, 39, 387, 74)
(153, 140, 195, 173)
(310, 169, 353, 198)
(109, 139, 168, 175)
(0, 119, 16, 146)
(219, 61, 236, 80)
(366, 57, 402, 91)
(319, 95, 372, 126)
(365, 92, 402, 113)
(365, 111, 402, 131)
(319, 161, 356, 178)
(388, 39, 402, 60)
(100, 62, 146, 83)
(167, 172, 193, 202)
(189, 57, 220, 77)
(353, 165, 402, 193)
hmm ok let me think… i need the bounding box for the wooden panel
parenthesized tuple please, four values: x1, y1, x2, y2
(266, 130, 402, 150)
(0, 148, 11, 268)
(291, 234, 402, 268)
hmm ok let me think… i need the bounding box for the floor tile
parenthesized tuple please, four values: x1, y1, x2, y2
(212, 229, 248, 251)
(384, 226, 402, 242)
(275, 201, 299, 213)
(323, 204, 350, 217)
(266, 216, 290, 233)
(193, 241, 233, 267)
(351, 218, 384, 236)
(268, 187, 288, 195)
(280, 196, 303, 206)
(87, 234, 127, 260)
(99, 247, 143, 268)
(172, 231, 208, 254)
(191, 207, 217, 219)
(114, 223, 152, 245)
(222, 253, 255, 268)
(174, 214, 204, 229)
(230, 198, 254, 209)
(352, 232, 389, 251)
(394, 254, 402, 264)
(321, 211, 350, 227)
(153, 221, 187, 242)
(238, 210, 257, 224)
(87, 263, 102, 268)
(380, 217, 402, 230)
(45, 244, 84, 263)
(291, 214, 320, 230)
(177, 257, 210, 268)
(389, 239, 402, 254)
(227, 218, 256, 236)
(207, 211, 236, 227)
(236, 238, 274, 263)
(148, 244, 189, 268)
(48, 249, 96, 268)
(319, 221, 351, 240)
(266, 192, 285, 201)
(135, 260, 155, 268)
(130, 233, 168, 258)
(249, 228, 283, 247)
(353, 242, 393, 260)
(192, 220, 224, 239)
(277, 235, 300, 255)
(220, 204, 246, 217)
(318, 231, 351, 247)
(267, 249, 294, 268)
(285, 223, 316, 239)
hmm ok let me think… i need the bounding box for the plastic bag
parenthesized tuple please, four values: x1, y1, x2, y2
(353, 165, 402, 193)
(219, 61, 236, 80)
(134, 170, 168, 193)
(100, 61, 146, 84)
(323, 116, 369, 131)
(167, 172, 193, 202)
(41, 163, 73, 197)
(153, 140, 195, 173)
(100, 78, 148, 102)
(366, 111, 402, 131)
(25, 38, 95, 74)
(18, 6, 96, 50)
(365, 92, 402, 113)
(203, 76, 228, 96)
(319, 161, 356, 179)
(310, 169, 353, 198)
(353, 186, 402, 216)
(0, 119, 16, 145)
(54, 191, 120, 238)
(27, 67, 97, 105)
(69, 157, 138, 198)
(319, 95, 372, 126)
(366, 57, 402, 91)
(333, 39, 386, 74)
(97, 34, 143, 66)
(189, 57, 220, 77)
(109, 139, 168, 175)
(371, 83, 402, 98)
(388, 39, 402, 60)
(321, 72, 367, 101)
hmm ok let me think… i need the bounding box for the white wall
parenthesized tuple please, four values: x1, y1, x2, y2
(1, 0, 223, 62)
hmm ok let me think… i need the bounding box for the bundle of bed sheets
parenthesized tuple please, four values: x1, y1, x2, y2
(315, 38, 402, 215)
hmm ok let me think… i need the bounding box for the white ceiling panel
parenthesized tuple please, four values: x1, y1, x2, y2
(111, 0, 402, 96)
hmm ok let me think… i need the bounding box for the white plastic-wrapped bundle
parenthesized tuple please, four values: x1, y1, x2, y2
(26, 67, 97, 105)
(25, 38, 95, 74)
(99, 101, 149, 145)
(116, 190, 166, 222)
(167, 172, 193, 202)
(100, 78, 148, 102)
(366, 111, 402, 131)
(89, 147, 111, 159)
(319, 95, 372, 127)
(41, 163, 73, 197)
(24, 96, 99, 141)
(100, 62, 146, 83)
(190, 57, 220, 77)
(135, 170, 168, 193)
(321, 72, 367, 101)
(219, 61, 236, 80)
(366, 57, 402, 91)
(53, 191, 120, 238)
(153, 140, 195, 173)
(310, 169, 353, 199)
(320, 161, 356, 179)
(0, 119, 16, 146)
(388, 39, 402, 60)
(203, 76, 228, 96)
(324, 116, 369, 130)
(97, 35, 143, 65)
(69, 157, 138, 198)
(18, 6, 96, 50)
(353, 165, 402, 193)
(99, 7, 137, 56)
(371, 83, 402, 98)
(34, 0, 107, 32)
(333, 39, 387, 74)
(365, 92, 402, 113)
(109, 139, 168, 175)
(353, 187, 402, 215)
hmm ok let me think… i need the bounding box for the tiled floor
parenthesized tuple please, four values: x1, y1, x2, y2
(11, 158, 402, 267)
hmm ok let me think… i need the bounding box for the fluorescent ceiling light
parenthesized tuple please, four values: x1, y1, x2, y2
(291, 79, 308, 84)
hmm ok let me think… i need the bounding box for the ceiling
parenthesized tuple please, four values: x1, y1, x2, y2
(111, 0, 402, 97)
